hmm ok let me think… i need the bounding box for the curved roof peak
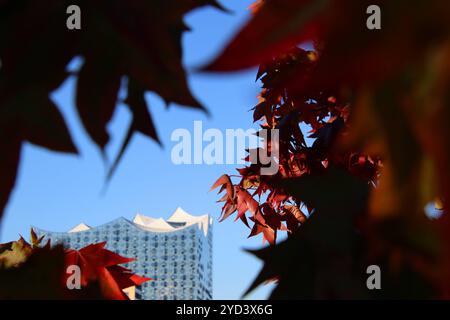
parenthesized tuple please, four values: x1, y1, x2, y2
(167, 207, 195, 222)
(133, 213, 156, 226)
(68, 223, 91, 233)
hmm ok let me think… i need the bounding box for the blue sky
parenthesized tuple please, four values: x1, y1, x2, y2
(0, 1, 277, 299)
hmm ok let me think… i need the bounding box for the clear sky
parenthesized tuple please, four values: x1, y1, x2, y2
(0, 1, 277, 299)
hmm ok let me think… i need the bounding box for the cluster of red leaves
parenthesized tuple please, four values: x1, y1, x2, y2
(211, 47, 381, 245)
(0, 230, 150, 299)
(0, 0, 225, 222)
(208, 0, 450, 298)
(207, 0, 450, 216)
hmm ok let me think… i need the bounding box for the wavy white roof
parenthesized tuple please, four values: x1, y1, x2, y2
(133, 207, 211, 236)
(169, 207, 200, 222)
(134, 217, 176, 231)
(51, 208, 211, 236)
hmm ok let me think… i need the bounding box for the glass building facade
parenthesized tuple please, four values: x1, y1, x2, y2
(34, 208, 213, 300)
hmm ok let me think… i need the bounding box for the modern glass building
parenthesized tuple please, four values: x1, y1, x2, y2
(34, 207, 213, 300)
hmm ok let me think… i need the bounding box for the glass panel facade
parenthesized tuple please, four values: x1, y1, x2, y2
(34, 209, 213, 300)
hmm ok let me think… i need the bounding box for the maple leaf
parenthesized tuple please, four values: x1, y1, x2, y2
(210, 174, 235, 202)
(65, 242, 151, 300)
(0, 0, 226, 223)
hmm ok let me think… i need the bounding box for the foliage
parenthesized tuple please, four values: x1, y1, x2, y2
(208, 0, 450, 298)
(211, 47, 381, 244)
(0, 229, 150, 299)
(0, 0, 225, 222)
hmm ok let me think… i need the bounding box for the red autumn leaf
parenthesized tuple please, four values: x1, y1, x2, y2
(210, 174, 235, 201)
(249, 220, 276, 245)
(64, 242, 151, 300)
(108, 265, 150, 289)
